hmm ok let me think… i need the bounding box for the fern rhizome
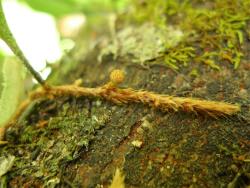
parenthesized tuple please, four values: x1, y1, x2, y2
(14, 69, 240, 122)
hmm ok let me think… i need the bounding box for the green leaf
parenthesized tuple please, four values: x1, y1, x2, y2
(20, 0, 128, 17)
(20, 0, 81, 17)
(0, 58, 25, 127)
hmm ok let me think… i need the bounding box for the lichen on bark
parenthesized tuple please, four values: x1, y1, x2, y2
(0, 0, 250, 187)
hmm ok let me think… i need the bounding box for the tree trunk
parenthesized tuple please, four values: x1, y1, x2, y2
(1, 1, 250, 188)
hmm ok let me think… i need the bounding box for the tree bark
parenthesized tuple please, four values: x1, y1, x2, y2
(1, 3, 250, 188)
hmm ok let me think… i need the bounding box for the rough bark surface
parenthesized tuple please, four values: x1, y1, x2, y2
(0, 44, 249, 187)
(1, 0, 250, 185)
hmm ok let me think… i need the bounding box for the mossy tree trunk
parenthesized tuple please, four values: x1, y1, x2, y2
(1, 1, 250, 188)
(0, 47, 249, 188)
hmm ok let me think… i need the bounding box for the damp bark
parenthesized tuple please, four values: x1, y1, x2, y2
(1, 2, 250, 188)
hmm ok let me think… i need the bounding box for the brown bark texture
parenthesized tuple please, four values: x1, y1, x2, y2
(0, 45, 249, 187)
(0, 2, 250, 187)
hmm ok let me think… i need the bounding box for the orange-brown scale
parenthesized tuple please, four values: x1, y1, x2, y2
(7, 69, 241, 131)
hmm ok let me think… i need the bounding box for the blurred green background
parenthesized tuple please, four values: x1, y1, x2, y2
(0, 0, 128, 78)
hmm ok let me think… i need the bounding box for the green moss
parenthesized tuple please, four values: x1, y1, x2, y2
(120, 0, 250, 70)
(164, 46, 195, 70)
(128, 0, 168, 26)
(0, 98, 111, 187)
(98, 23, 185, 65)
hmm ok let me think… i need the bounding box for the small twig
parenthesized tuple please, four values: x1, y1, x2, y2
(15, 51, 47, 87)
